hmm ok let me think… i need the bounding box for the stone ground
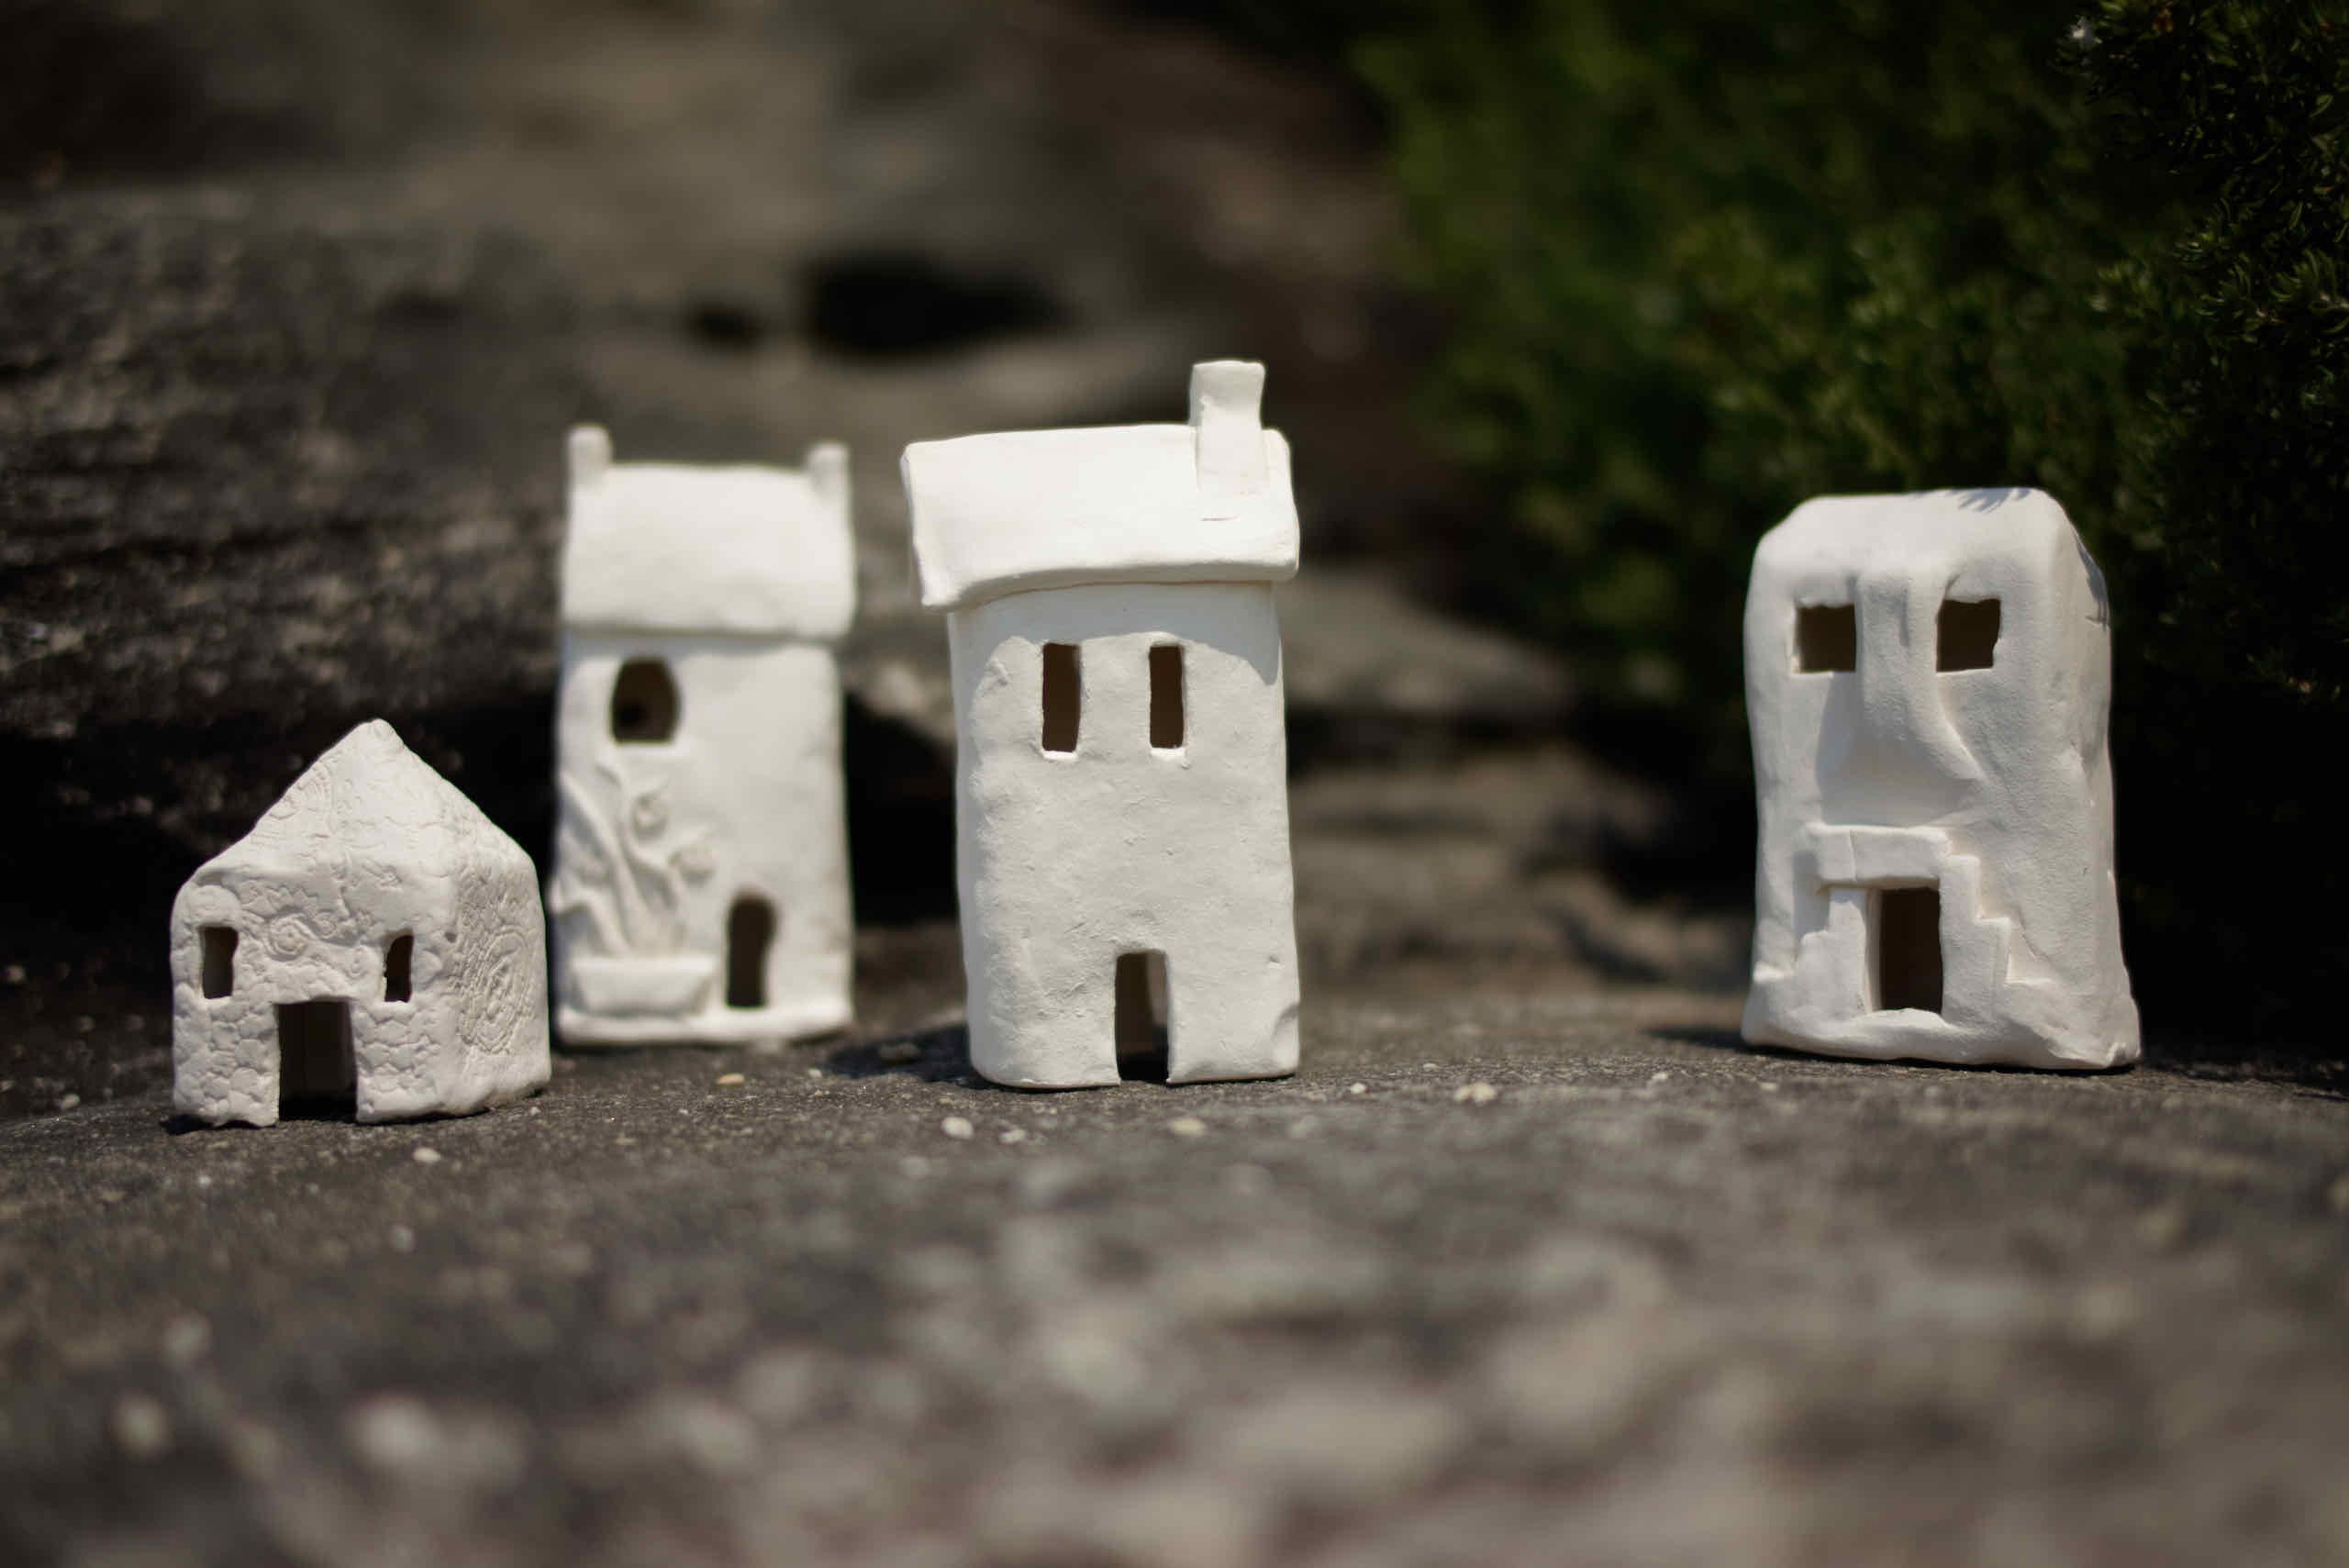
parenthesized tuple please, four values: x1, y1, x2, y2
(7, 2, 2349, 1562)
(7, 935, 2349, 1566)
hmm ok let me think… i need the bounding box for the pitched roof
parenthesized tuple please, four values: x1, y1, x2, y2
(560, 430, 856, 639)
(199, 720, 522, 880)
(902, 361, 1299, 612)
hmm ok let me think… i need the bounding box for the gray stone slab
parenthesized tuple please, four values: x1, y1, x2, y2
(5, 951, 2347, 1563)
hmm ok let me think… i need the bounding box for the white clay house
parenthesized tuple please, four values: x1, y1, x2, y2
(902, 361, 1302, 1087)
(1742, 488, 2139, 1070)
(550, 428, 855, 1043)
(171, 720, 551, 1125)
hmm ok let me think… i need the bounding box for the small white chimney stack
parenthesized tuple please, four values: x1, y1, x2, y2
(567, 425, 612, 490)
(1190, 360, 1266, 520)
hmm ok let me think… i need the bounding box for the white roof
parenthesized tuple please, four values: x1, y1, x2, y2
(560, 429, 855, 639)
(902, 361, 1300, 612)
(198, 720, 522, 881)
(1754, 488, 2086, 582)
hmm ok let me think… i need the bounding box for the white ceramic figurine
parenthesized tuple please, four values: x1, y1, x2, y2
(903, 361, 1302, 1087)
(551, 428, 856, 1045)
(1741, 488, 2139, 1069)
(170, 720, 551, 1125)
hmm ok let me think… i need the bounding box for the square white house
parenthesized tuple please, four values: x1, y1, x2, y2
(1742, 488, 2139, 1069)
(551, 428, 855, 1044)
(171, 720, 551, 1126)
(901, 361, 1302, 1087)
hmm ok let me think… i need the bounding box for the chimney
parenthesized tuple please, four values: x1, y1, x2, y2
(1190, 361, 1266, 520)
(807, 441, 850, 523)
(568, 425, 612, 490)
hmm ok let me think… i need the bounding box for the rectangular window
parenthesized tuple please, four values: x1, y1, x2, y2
(1149, 644, 1185, 750)
(1041, 642, 1080, 753)
(1937, 597, 2000, 671)
(201, 927, 237, 998)
(384, 933, 413, 1003)
(1795, 604, 1857, 673)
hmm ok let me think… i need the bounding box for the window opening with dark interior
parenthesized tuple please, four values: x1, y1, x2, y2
(1937, 597, 2000, 671)
(276, 999, 357, 1116)
(201, 927, 237, 998)
(1114, 950, 1170, 1082)
(611, 658, 679, 743)
(1795, 604, 1857, 673)
(1041, 642, 1081, 754)
(384, 933, 413, 1003)
(1149, 644, 1185, 750)
(1872, 886, 1943, 1014)
(727, 895, 775, 1009)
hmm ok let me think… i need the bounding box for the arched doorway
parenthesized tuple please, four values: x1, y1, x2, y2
(727, 895, 775, 1008)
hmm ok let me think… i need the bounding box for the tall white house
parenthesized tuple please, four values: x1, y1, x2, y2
(1742, 488, 2139, 1069)
(902, 361, 1302, 1087)
(551, 428, 855, 1044)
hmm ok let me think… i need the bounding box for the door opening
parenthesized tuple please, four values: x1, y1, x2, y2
(727, 895, 775, 1008)
(276, 999, 357, 1117)
(1873, 886, 1943, 1014)
(1114, 951, 1170, 1082)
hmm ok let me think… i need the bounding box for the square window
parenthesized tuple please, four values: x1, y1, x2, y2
(1937, 597, 1999, 671)
(1795, 604, 1857, 673)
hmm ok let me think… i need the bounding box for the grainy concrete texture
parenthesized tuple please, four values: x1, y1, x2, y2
(6, 937, 2349, 1565)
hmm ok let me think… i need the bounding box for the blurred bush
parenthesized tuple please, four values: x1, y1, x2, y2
(1343, 0, 2344, 1030)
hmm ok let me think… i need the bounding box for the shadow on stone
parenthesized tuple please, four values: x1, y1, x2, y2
(825, 1024, 970, 1083)
(802, 249, 1063, 359)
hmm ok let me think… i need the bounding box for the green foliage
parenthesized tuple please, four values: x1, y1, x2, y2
(1358, 1, 2347, 1025)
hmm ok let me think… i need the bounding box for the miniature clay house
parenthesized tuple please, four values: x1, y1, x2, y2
(550, 428, 855, 1044)
(901, 360, 1302, 1087)
(171, 720, 551, 1126)
(1742, 488, 2139, 1069)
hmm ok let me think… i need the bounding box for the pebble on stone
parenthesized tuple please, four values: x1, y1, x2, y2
(110, 1394, 171, 1460)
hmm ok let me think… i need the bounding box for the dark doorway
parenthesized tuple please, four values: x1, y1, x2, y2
(727, 895, 775, 1008)
(1874, 887, 1943, 1014)
(276, 999, 356, 1116)
(1115, 950, 1170, 1082)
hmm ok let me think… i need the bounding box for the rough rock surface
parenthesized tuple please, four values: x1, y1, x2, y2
(6, 942, 2349, 1564)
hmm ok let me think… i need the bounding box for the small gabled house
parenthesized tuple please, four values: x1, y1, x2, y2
(1742, 488, 2139, 1069)
(551, 428, 855, 1044)
(901, 361, 1302, 1087)
(171, 720, 551, 1126)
